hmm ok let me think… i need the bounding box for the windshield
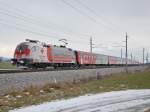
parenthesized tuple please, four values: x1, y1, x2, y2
(16, 44, 28, 51)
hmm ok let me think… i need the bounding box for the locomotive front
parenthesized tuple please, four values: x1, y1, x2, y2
(11, 42, 32, 67)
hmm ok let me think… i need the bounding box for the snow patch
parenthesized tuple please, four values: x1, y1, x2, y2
(10, 90, 150, 112)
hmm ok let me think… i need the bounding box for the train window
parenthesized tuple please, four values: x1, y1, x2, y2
(53, 47, 75, 58)
(16, 44, 28, 51)
(53, 47, 64, 56)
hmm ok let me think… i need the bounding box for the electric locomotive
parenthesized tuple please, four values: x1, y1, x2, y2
(11, 39, 77, 68)
(11, 39, 140, 69)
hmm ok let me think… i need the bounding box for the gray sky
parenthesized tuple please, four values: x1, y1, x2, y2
(0, 0, 150, 62)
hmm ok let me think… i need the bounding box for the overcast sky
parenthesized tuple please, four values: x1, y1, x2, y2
(0, 0, 150, 62)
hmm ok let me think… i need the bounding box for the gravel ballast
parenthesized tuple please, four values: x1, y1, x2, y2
(0, 66, 148, 95)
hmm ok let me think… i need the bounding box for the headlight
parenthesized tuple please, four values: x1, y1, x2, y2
(11, 61, 14, 64)
(20, 60, 24, 63)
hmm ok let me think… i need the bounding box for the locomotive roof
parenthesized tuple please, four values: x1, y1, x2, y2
(52, 45, 73, 51)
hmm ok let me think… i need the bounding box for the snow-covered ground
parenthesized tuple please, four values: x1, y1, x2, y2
(10, 90, 150, 112)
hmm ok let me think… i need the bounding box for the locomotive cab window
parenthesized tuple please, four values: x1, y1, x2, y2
(16, 44, 28, 51)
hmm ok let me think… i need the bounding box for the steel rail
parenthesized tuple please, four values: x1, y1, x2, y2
(0, 65, 143, 74)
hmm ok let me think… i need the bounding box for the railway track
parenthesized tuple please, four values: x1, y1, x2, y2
(0, 65, 143, 74)
(0, 68, 54, 74)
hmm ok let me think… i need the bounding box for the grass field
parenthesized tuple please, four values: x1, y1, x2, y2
(0, 62, 16, 69)
(0, 69, 150, 112)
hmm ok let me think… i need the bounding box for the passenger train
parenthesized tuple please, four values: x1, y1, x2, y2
(11, 39, 140, 69)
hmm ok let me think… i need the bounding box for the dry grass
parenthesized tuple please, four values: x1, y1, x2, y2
(0, 62, 16, 69)
(1, 69, 150, 112)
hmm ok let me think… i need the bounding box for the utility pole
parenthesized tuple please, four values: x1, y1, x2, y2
(131, 53, 133, 62)
(90, 37, 93, 53)
(134, 56, 136, 62)
(143, 48, 145, 64)
(146, 53, 149, 64)
(121, 48, 123, 64)
(125, 32, 128, 71)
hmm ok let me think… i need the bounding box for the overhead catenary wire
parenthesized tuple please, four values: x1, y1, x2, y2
(0, 10, 69, 38)
(0, 8, 89, 43)
(61, 0, 123, 36)
(0, 19, 60, 40)
(0, 18, 88, 45)
(0, 0, 128, 55)
(0, 1, 91, 40)
(0, 0, 124, 46)
(75, 0, 123, 34)
(61, 0, 99, 24)
(0, 13, 91, 46)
